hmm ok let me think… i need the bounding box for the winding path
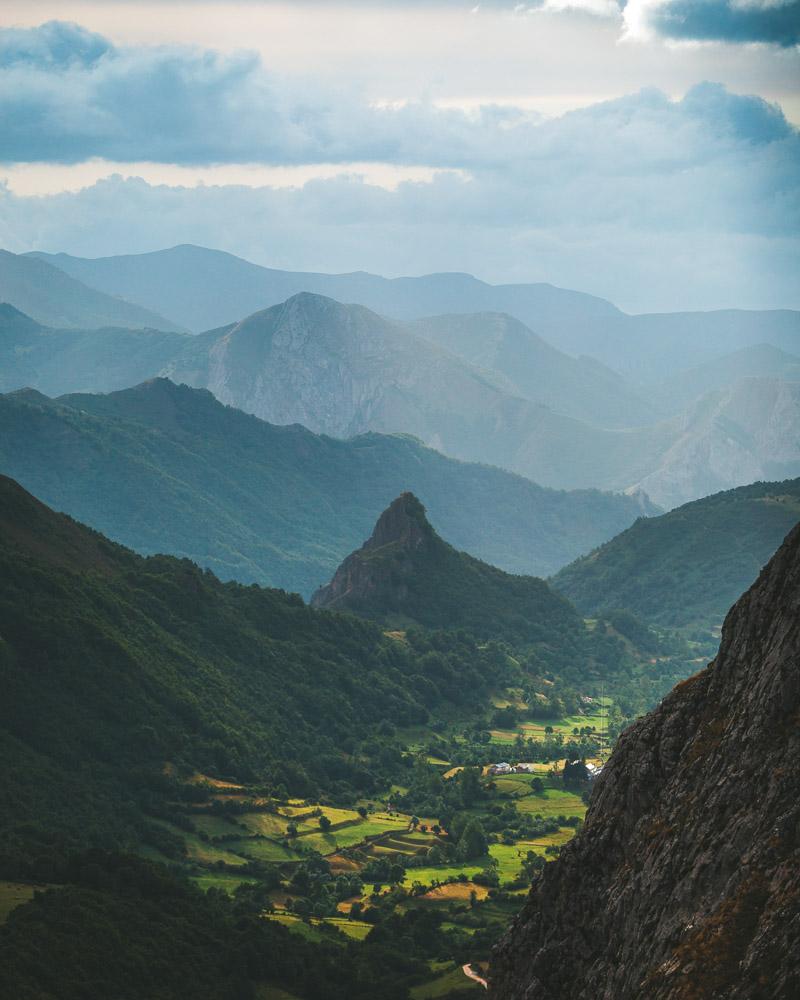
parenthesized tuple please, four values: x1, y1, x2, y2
(462, 963, 488, 989)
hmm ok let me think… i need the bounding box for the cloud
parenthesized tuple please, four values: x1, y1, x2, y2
(0, 20, 113, 68)
(1, 81, 797, 312)
(624, 0, 800, 47)
(1, 20, 796, 169)
(0, 20, 554, 166)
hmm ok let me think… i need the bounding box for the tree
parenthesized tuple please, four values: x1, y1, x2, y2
(458, 819, 488, 861)
(319, 815, 332, 832)
(357, 806, 368, 818)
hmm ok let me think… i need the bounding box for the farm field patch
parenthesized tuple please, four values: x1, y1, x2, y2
(0, 882, 38, 923)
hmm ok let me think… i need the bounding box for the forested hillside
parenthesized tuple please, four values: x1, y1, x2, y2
(0, 475, 511, 875)
(0, 380, 655, 594)
(552, 480, 800, 631)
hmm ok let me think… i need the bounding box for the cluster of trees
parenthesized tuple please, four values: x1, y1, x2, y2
(0, 852, 429, 1000)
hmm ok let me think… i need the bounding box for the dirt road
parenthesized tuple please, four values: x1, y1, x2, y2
(462, 963, 488, 989)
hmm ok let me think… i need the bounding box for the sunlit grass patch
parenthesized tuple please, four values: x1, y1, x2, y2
(299, 815, 405, 854)
(226, 838, 301, 862)
(0, 882, 39, 923)
(323, 916, 372, 940)
(263, 913, 327, 942)
(238, 812, 292, 838)
(191, 874, 255, 895)
(419, 882, 489, 903)
(401, 864, 486, 888)
(187, 772, 244, 790)
(515, 787, 585, 819)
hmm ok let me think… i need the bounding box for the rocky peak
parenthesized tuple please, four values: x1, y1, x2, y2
(310, 493, 436, 612)
(490, 521, 800, 999)
(362, 491, 434, 552)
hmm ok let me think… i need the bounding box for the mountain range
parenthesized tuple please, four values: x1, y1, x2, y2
(491, 519, 800, 999)
(3, 294, 798, 508)
(0, 250, 181, 332)
(0, 379, 655, 595)
(552, 478, 800, 631)
(26, 244, 800, 378)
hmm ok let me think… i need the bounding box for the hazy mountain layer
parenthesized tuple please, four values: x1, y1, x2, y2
(552, 479, 800, 630)
(0, 250, 182, 332)
(3, 295, 797, 508)
(630, 378, 800, 510)
(0, 379, 655, 596)
(410, 311, 655, 429)
(650, 343, 800, 416)
(0, 303, 187, 395)
(29, 244, 800, 377)
(28, 244, 617, 336)
(491, 520, 800, 999)
(163, 295, 800, 507)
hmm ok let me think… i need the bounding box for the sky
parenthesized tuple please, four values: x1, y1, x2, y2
(0, 1, 798, 312)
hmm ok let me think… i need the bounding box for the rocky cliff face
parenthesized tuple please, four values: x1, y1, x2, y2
(310, 492, 434, 612)
(491, 523, 800, 999)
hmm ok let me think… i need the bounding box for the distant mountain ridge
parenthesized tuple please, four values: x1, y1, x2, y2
(0, 379, 656, 596)
(552, 478, 800, 631)
(28, 244, 618, 336)
(28, 244, 800, 377)
(0, 250, 182, 332)
(311, 492, 581, 645)
(0, 303, 188, 395)
(2, 295, 798, 508)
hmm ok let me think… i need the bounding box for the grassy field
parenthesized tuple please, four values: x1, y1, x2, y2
(298, 815, 408, 854)
(227, 838, 301, 863)
(401, 864, 486, 888)
(191, 814, 249, 838)
(514, 787, 585, 819)
(264, 912, 372, 942)
(419, 882, 489, 903)
(0, 882, 39, 923)
(237, 812, 292, 838)
(410, 963, 481, 998)
(264, 913, 328, 943)
(191, 873, 255, 894)
(155, 821, 250, 866)
(323, 916, 373, 940)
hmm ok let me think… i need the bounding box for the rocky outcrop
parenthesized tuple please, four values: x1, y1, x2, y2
(491, 523, 800, 999)
(310, 492, 433, 611)
(311, 492, 580, 644)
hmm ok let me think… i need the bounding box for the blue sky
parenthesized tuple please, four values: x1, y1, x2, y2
(0, 1, 798, 311)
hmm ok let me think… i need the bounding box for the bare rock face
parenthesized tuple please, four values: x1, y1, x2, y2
(491, 523, 800, 1000)
(310, 492, 432, 611)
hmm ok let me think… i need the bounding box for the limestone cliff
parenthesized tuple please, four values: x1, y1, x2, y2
(490, 523, 800, 999)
